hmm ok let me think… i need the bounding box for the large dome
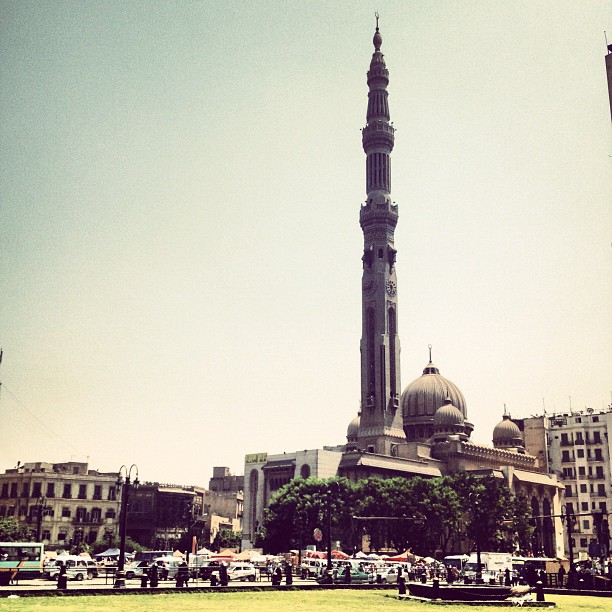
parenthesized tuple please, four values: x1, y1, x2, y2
(401, 360, 472, 442)
(347, 414, 361, 441)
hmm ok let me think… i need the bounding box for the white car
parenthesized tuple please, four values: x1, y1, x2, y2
(369, 565, 402, 584)
(124, 560, 149, 580)
(227, 563, 257, 582)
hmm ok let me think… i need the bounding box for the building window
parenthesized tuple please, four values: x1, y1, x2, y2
(1, 484, 8, 498)
(596, 466, 604, 478)
(578, 466, 586, 476)
(580, 538, 587, 548)
(10, 483, 18, 498)
(46, 483, 55, 498)
(580, 484, 587, 493)
(108, 486, 116, 501)
(93, 485, 102, 500)
(75, 507, 87, 523)
(78, 484, 87, 500)
(31, 483, 41, 498)
(560, 433, 569, 445)
(577, 449, 584, 458)
(600, 502, 607, 513)
(21, 483, 29, 498)
(594, 449, 603, 461)
(592, 416, 599, 422)
(62, 507, 71, 518)
(597, 484, 606, 496)
(42, 530, 51, 541)
(300, 464, 311, 479)
(565, 485, 572, 497)
(88, 530, 97, 544)
(561, 450, 571, 462)
(91, 508, 102, 523)
(581, 502, 589, 511)
(593, 431, 601, 443)
(62, 484, 72, 499)
(58, 533, 66, 541)
(105, 509, 116, 519)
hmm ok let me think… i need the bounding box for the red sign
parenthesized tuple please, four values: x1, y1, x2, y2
(313, 528, 323, 542)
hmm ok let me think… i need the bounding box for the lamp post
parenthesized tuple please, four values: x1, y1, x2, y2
(36, 496, 47, 542)
(113, 464, 139, 589)
(467, 492, 483, 584)
(561, 505, 575, 568)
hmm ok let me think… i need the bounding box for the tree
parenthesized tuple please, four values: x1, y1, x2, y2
(217, 529, 241, 550)
(0, 517, 31, 542)
(259, 477, 356, 554)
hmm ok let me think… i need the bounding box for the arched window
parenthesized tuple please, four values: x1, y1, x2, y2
(300, 464, 311, 479)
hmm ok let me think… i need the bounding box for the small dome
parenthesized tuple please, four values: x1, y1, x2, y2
(493, 414, 522, 446)
(433, 398, 465, 427)
(347, 414, 361, 441)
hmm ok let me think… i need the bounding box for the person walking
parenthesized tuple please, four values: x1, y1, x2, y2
(557, 564, 565, 588)
(176, 561, 189, 588)
(148, 563, 159, 588)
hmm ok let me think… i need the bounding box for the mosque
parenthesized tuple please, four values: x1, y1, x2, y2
(241, 20, 563, 557)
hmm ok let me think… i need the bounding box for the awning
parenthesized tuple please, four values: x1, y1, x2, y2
(262, 459, 296, 471)
(513, 470, 563, 488)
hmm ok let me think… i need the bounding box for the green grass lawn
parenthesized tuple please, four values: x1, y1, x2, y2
(0, 591, 610, 611)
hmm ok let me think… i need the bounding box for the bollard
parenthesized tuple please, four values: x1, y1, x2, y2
(398, 576, 406, 595)
(57, 574, 68, 590)
(210, 573, 218, 587)
(535, 579, 545, 602)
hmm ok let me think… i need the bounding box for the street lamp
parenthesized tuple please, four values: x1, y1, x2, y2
(113, 464, 139, 589)
(560, 505, 576, 568)
(467, 492, 483, 584)
(35, 496, 48, 542)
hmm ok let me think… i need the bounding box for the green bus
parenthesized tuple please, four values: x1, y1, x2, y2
(0, 542, 44, 585)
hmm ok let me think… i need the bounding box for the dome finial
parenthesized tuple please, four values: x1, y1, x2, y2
(373, 12, 382, 51)
(428, 344, 433, 363)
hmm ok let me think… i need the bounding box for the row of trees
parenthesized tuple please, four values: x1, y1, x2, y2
(256, 473, 534, 557)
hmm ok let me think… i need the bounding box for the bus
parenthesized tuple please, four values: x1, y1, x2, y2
(0, 542, 44, 585)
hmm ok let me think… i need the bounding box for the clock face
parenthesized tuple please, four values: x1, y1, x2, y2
(385, 280, 397, 296)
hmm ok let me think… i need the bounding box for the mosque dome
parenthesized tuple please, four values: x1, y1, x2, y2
(401, 351, 473, 443)
(347, 414, 361, 441)
(492, 414, 523, 449)
(433, 398, 465, 427)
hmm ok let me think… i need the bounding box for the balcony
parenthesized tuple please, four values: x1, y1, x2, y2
(73, 517, 102, 525)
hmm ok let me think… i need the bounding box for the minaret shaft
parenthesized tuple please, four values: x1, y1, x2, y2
(358, 22, 404, 455)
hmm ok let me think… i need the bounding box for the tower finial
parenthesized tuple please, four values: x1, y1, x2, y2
(373, 12, 382, 51)
(428, 344, 432, 363)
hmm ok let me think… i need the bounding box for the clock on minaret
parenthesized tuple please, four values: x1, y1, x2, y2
(385, 279, 397, 296)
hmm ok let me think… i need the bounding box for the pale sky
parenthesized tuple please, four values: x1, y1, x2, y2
(1, 1, 610, 486)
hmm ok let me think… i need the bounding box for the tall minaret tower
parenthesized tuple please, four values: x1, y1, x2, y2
(358, 17, 405, 455)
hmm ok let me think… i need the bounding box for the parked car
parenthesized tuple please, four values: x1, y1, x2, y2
(369, 565, 401, 584)
(153, 556, 182, 580)
(44, 556, 99, 581)
(198, 560, 225, 580)
(317, 567, 369, 584)
(300, 558, 326, 578)
(124, 560, 149, 580)
(226, 563, 257, 582)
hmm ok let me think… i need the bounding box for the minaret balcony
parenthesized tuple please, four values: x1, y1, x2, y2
(362, 121, 395, 151)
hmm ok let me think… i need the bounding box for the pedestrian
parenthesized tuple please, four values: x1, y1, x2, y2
(343, 564, 351, 583)
(273, 565, 282, 586)
(285, 562, 293, 585)
(57, 562, 68, 590)
(176, 561, 189, 588)
(504, 567, 511, 586)
(148, 562, 159, 588)
(219, 562, 229, 586)
(557, 564, 565, 588)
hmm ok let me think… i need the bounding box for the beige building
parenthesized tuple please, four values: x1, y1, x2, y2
(0, 461, 121, 549)
(519, 409, 612, 559)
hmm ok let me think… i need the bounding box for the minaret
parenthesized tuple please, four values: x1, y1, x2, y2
(358, 16, 405, 455)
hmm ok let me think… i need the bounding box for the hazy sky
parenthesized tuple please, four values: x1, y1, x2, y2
(1, 1, 610, 486)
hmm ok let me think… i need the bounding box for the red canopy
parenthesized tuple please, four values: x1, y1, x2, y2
(331, 550, 349, 559)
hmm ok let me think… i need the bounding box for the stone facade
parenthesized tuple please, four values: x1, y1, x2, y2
(0, 461, 121, 549)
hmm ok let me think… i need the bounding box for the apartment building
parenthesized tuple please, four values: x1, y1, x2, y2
(0, 461, 121, 549)
(520, 408, 612, 559)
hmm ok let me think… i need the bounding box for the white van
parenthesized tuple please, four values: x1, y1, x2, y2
(44, 556, 98, 581)
(300, 558, 327, 578)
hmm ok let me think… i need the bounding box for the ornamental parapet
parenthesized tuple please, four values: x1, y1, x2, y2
(460, 442, 537, 469)
(362, 121, 395, 151)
